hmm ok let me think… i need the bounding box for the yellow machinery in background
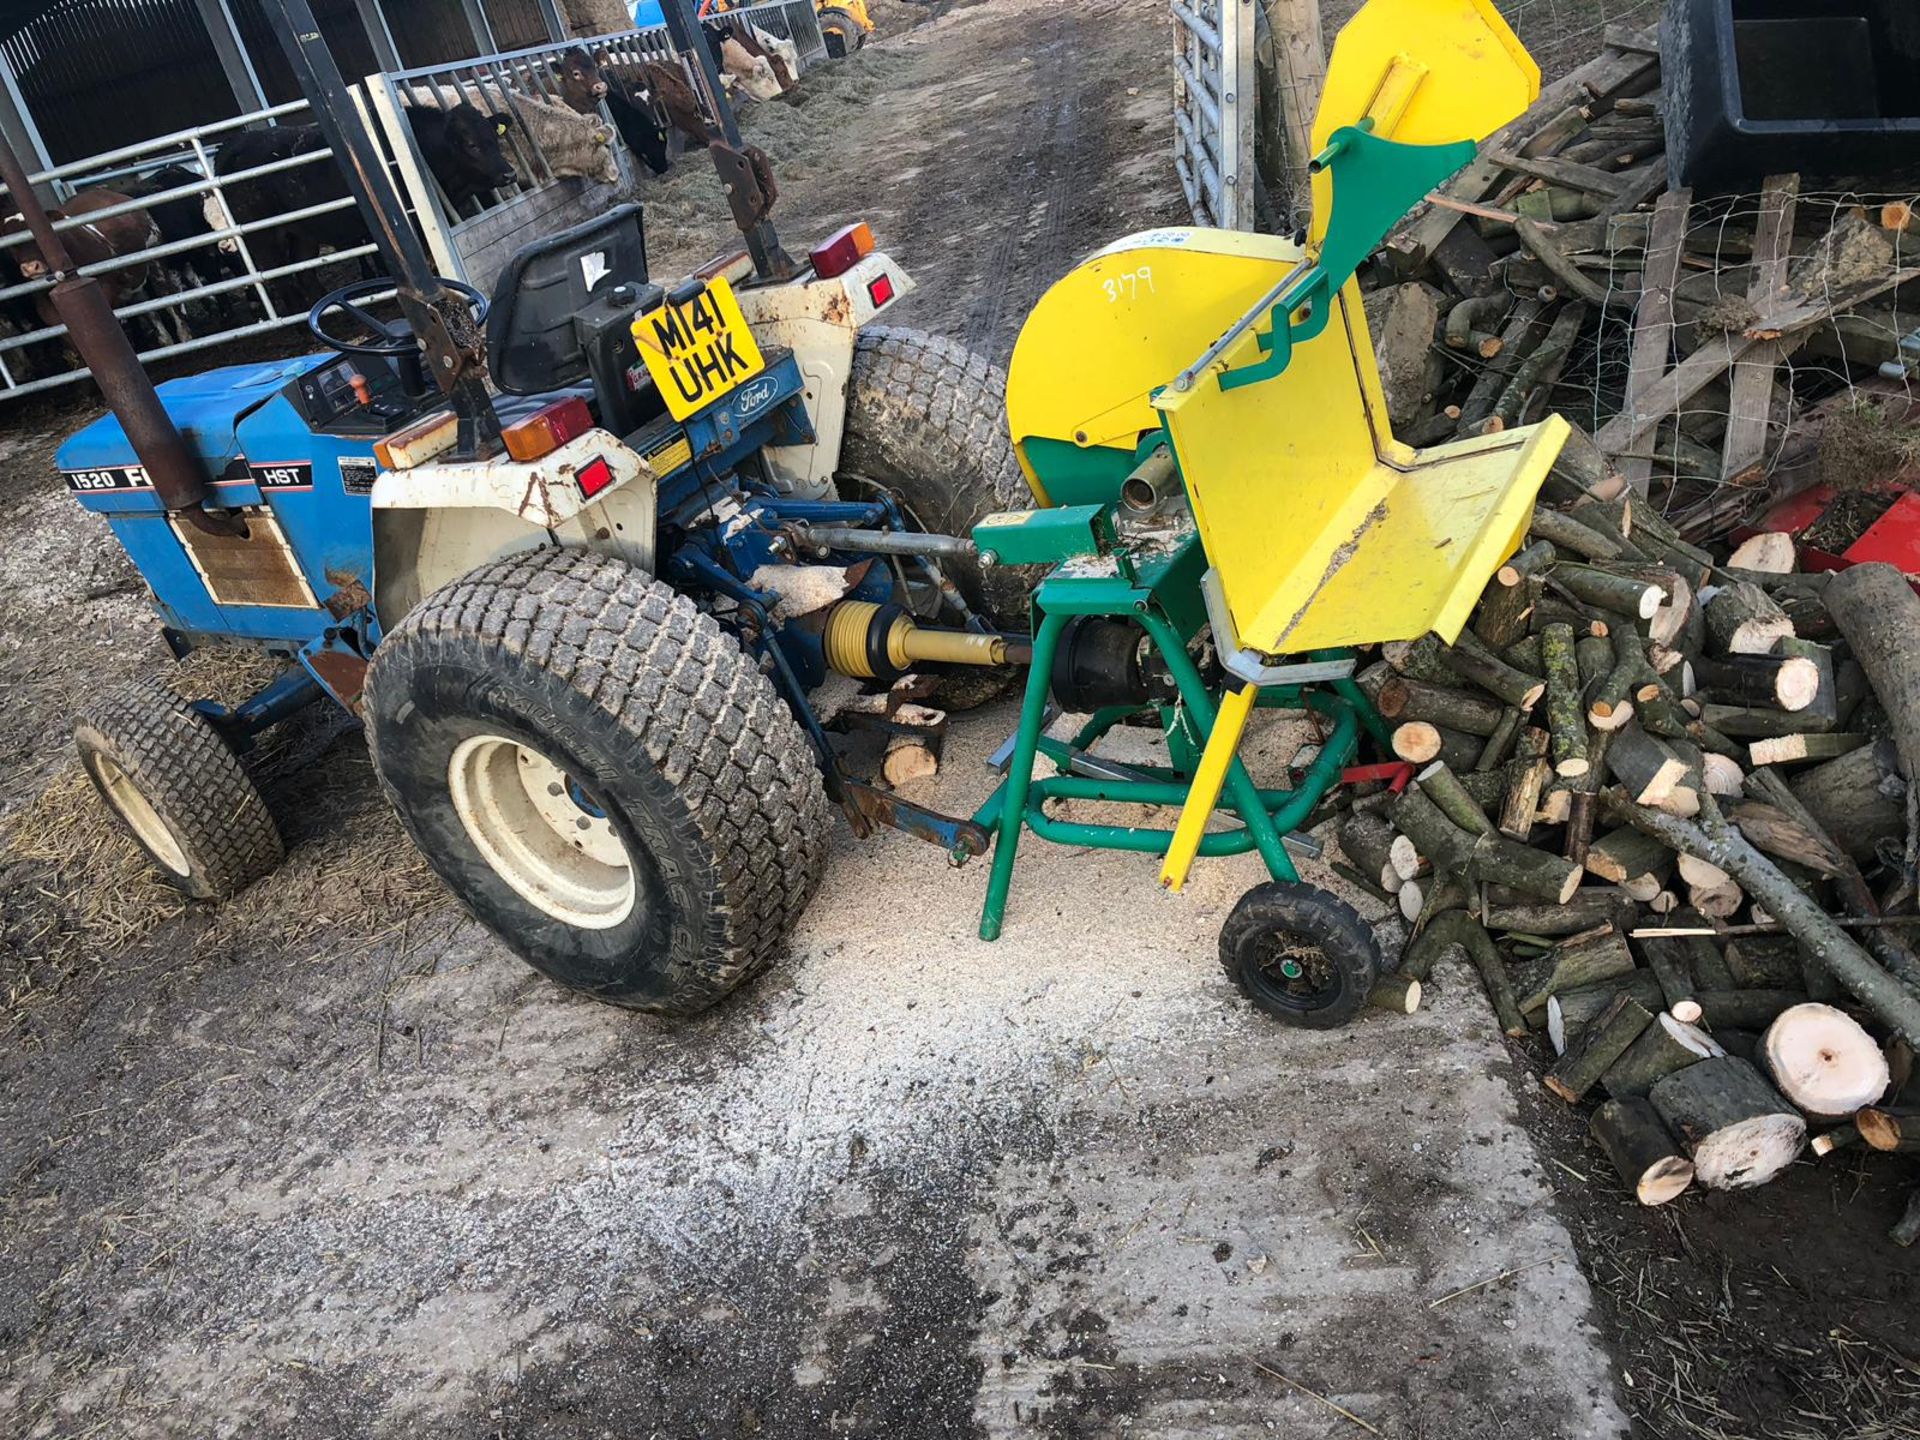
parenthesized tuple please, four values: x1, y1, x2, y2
(963, 0, 1570, 1026)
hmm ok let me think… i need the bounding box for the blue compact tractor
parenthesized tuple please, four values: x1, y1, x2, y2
(28, 0, 1034, 1015)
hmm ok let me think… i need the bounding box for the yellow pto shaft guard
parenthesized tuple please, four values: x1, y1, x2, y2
(823, 601, 1014, 679)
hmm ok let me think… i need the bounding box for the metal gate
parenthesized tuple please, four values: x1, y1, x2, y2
(722, 0, 828, 68)
(1171, 0, 1255, 230)
(0, 100, 381, 400)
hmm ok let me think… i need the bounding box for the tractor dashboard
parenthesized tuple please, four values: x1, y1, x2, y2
(288, 354, 436, 439)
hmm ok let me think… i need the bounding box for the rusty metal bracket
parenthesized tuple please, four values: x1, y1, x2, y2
(839, 778, 991, 858)
(708, 142, 795, 278)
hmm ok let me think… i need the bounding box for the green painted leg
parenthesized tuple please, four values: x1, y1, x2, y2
(979, 610, 1071, 941)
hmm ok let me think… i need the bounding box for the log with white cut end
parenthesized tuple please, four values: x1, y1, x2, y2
(1591, 1097, 1696, 1205)
(1517, 929, 1637, 1018)
(1601, 1013, 1723, 1099)
(1397, 880, 1425, 922)
(1542, 623, 1590, 777)
(1605, 726, 1689, 807)
(1392, 721, 1483, 769)
(1761, 1003, 1891, 1118)
(1340, 811, 1403, 893)
(1787, 740, 1905, 863)
(1749, 732, 1869, 767)
(1649, 1055, 1807, 1190)
(1690, 653, 1821, 712)
(1388, 833, 1425, 883)
(1727, 532, 1796, 574)
(1704, 581, 1796, 656)
(1702, 753, 1745, 797)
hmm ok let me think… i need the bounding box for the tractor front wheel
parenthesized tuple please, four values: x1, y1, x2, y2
(74, 677, 284, 900)
(819, 7, 866, 58)
(363, 548, 832, 1016)
(1219, 882, 1382, 1028)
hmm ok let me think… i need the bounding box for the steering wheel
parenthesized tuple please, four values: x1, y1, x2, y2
(307, 276, 489, 357)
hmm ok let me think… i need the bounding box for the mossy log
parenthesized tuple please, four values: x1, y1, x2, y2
(1405, 910, 1528, 1035)
(1601, 1013, 1722, 1099)
(1542, 622, 1590, 777)
(1546, 992, 1656, 1102)
(1591, 1097, 1695, 1204)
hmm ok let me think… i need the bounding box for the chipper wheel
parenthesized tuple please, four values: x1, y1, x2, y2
(74, 677, 285, 901)
(363, 548, 833, 1016)
(1219, 882, 1383, 1028)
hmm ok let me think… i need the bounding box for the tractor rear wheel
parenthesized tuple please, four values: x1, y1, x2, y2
(839, 325, 1037, 630)
(363, 548, 833, 1016)
(819, 8, 865, 57)
(74, 677, 284, 900)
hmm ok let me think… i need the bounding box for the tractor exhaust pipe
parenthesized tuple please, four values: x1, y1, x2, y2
(0, 138, 236, 536)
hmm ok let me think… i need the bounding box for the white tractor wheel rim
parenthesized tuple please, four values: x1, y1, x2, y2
(446, 734, 637, 930)
(94, 754, 192, 878)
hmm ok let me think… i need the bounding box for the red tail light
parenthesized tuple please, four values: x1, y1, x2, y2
(810, 221, 875, 279)
(503, 396, 593, 462)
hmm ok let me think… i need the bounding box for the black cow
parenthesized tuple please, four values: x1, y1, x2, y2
(406, 102, 518, 213)
(215, 105, 515, 311)
(127, 164, 244, 298)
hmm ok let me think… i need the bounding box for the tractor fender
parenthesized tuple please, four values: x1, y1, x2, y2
(733, 250, 913, 500)
(368, 428, 660, 629)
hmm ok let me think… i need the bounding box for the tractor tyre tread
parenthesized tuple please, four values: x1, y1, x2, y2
(364, 548, 832, 1016)
(74, 676, 284, 901)
(841, 325, 1039, 628)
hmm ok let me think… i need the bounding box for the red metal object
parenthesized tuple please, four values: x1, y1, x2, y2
(1342, 761, 1415, 793)
(1746, 482, 1920, 584)
(1843, 490, 1920, 572)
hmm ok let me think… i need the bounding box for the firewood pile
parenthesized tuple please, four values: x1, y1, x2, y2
(1373, 26, 1920, 546)
(1335, 446, 1920, 1245)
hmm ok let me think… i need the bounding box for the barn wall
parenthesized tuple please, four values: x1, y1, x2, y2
(2, 0, 239, 164)
(229, 0, 379, 102)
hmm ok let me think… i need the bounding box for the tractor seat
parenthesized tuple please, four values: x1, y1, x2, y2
(485, 203, 663, 434)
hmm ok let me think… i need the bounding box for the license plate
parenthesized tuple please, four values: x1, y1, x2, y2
(630, 276, 766, 421)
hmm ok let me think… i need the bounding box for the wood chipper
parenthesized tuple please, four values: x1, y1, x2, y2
(961, 0, 1572, 1025)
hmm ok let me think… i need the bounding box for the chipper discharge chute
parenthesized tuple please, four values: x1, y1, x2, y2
(972, 0, 1571, 1026)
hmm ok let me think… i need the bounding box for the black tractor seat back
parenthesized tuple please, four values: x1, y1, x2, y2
(485, 203, 665, 436)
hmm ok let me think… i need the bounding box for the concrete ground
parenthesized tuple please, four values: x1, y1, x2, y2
(1, 1, 1631, 1434)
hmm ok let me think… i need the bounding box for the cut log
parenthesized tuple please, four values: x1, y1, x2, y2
(1398, 881, 1425, 923)
(1698, 701, 1834, 741)
(1605, 726, 1688, 806)
(1368, 970, 1424, 1014)
(1602, 1012, 1724, 1099)
(1761, 1004, 1891, 1118)
(1788, 740, 1905, 864)
(1486, 890, 1634, 936)
(1549, 972, 1669, 1051)
(1392, 721, 1484, 769)
(1749, 732, 1868, 767)
(1418, 763, 1496, 837)
(1554, 562, 1663, 620)
(1856, 1107, 1920, 1152)
(1546, 992, 1656, 1102)
(1689, 653, 1821, 713)
(1340, 811, 1403, 892)
(1689, 878, 1744, 920)
(1649, 1055, 1807, 1190)
(1497, 539, 1557, 588)
(1723, 935, 1803, 990)
(1477, 706, 1525, 772)
(1702, 753, 1746, 797)
(1437, 630, 1547, 709)
(1517, 929, 1637, 1017)
(1823, 563, 1920, 782)
(1406, 910, 1529, 1036)
(1542, 623, 1590, 777)
(1727, 532, 1796, 573)
(1727, 801, 1843, 876)
(1638, 936, 1698, 1015)
(1894, 1189, 1920, 1247)
(1810, 1126, 1861, 1157)
(1704, 581, 1795, 656)
(1591, 1097, 1696, 1204)
(1499, 727, 1551, 840)
(1388, 833, 1426, 883)
(1696, 989, 1811, 1030)
(1377, 677, 1508, 736)
(1585, 824, 1668, 885)
(883, 739, 940, 786)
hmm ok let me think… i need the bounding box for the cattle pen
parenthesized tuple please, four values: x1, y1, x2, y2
(0, 0, 824, 400)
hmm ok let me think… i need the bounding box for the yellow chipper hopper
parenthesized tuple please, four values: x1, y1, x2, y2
(965, 0, 1570, 1026)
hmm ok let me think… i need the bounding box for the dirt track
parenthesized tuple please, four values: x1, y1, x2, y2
(0, 1, 1913, 1437)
